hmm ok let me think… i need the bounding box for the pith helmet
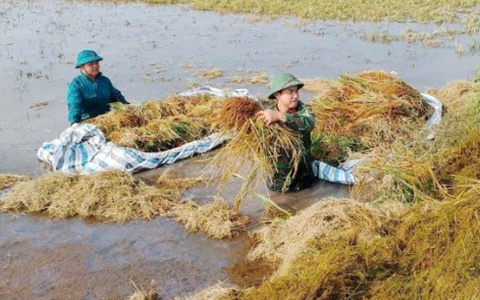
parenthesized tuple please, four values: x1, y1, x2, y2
(75, 50, 103, 68)
(268, 72, 304, 99)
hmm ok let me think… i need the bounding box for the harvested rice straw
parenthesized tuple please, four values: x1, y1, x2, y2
(127, 280, 159, 300)
(156, 171, 205, 190)
(170, 197, 249, 239)
(425, 80, 475, 113)
(239, 199, 398, 300)
(0, 174, 29, 190)
(351, 142, 446, 203)
(106, 115, 207, 152)
(87, 103, 146, 133)
(246, 199, 390, 273)
(210, 118, 304, 213)
(213, 97, 263, 131)
(179, 282, 239, 300)
(372, 190, 480, 299)
(87, 94, 223, 152)
(309, 70, 429, 163)
(0, 170, 185, 222)
(139, 98, 188, 120)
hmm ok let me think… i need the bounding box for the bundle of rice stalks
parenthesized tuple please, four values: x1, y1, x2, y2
(212, 187, 480, 299)
(209, 118, 304, 213)
(310, 70, 430, 165)
(371, 188, 480, 299)
(0, 170, 186, 222)
(86, 94, 223, 152)
(122, 116, 207, 152)
(88, 103, 146, 133)
(232, 199, 400, 300)
(170, 197, 249, 239)
(247, 199, 393, 273)
(425, 80, 475, 113)
(0, 174, 29, 190)
(351, 80, 480, 202)
(214, 97, 263, 131)
(156, 171, 205, 190)
(351, 143, 446, 203)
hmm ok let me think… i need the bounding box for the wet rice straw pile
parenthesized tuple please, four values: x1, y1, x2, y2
(0, 169, 249, 237)
(0, 170, 190, 222)
(87, 94, 223, 152)
(309, 70, 430, 166)
(187, 191, 480, 299)
(352, 80, 480, 203)
(208, 97, 304, 213)
(0, 174, 29, 190)
(170, 197, 250, 239)
(158, 171, 251, 239)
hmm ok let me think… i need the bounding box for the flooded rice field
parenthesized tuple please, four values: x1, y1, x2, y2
(1, 0, 479, 299)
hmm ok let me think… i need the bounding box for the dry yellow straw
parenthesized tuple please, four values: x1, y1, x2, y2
(1, 170, 184, 222)
(169, 197, 249, 239)
(0, 174, 29, 190)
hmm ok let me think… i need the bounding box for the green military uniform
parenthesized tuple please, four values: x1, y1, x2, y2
(269, 101, 316, 192)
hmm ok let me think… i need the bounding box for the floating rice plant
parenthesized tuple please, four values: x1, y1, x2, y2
(0, 170, 186, 222)
(170, 197, 249, 239)
(0, 174, 29, 190)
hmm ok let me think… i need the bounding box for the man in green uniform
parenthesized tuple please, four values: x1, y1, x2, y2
(256, 72, 316, 192)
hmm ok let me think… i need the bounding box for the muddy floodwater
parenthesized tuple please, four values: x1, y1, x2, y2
(1, 0, 480, 299)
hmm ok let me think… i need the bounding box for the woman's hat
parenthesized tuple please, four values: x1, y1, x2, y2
(268, 72, 304, 99)
(75, 50, 103, 68)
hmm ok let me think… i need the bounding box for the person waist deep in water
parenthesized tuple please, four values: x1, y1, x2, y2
(256, 72, 316, 192)
(67, 49, 129, 124)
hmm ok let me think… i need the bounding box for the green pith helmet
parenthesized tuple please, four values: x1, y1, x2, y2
(268, 72, 304, 99)
(75, 50, 103, 69)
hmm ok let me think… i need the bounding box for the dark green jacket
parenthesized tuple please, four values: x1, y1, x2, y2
(270, 101, 316, 192)
(67, 72, 128, 124)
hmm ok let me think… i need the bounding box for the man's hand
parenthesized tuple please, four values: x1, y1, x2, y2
(256, 109, 286, 125)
